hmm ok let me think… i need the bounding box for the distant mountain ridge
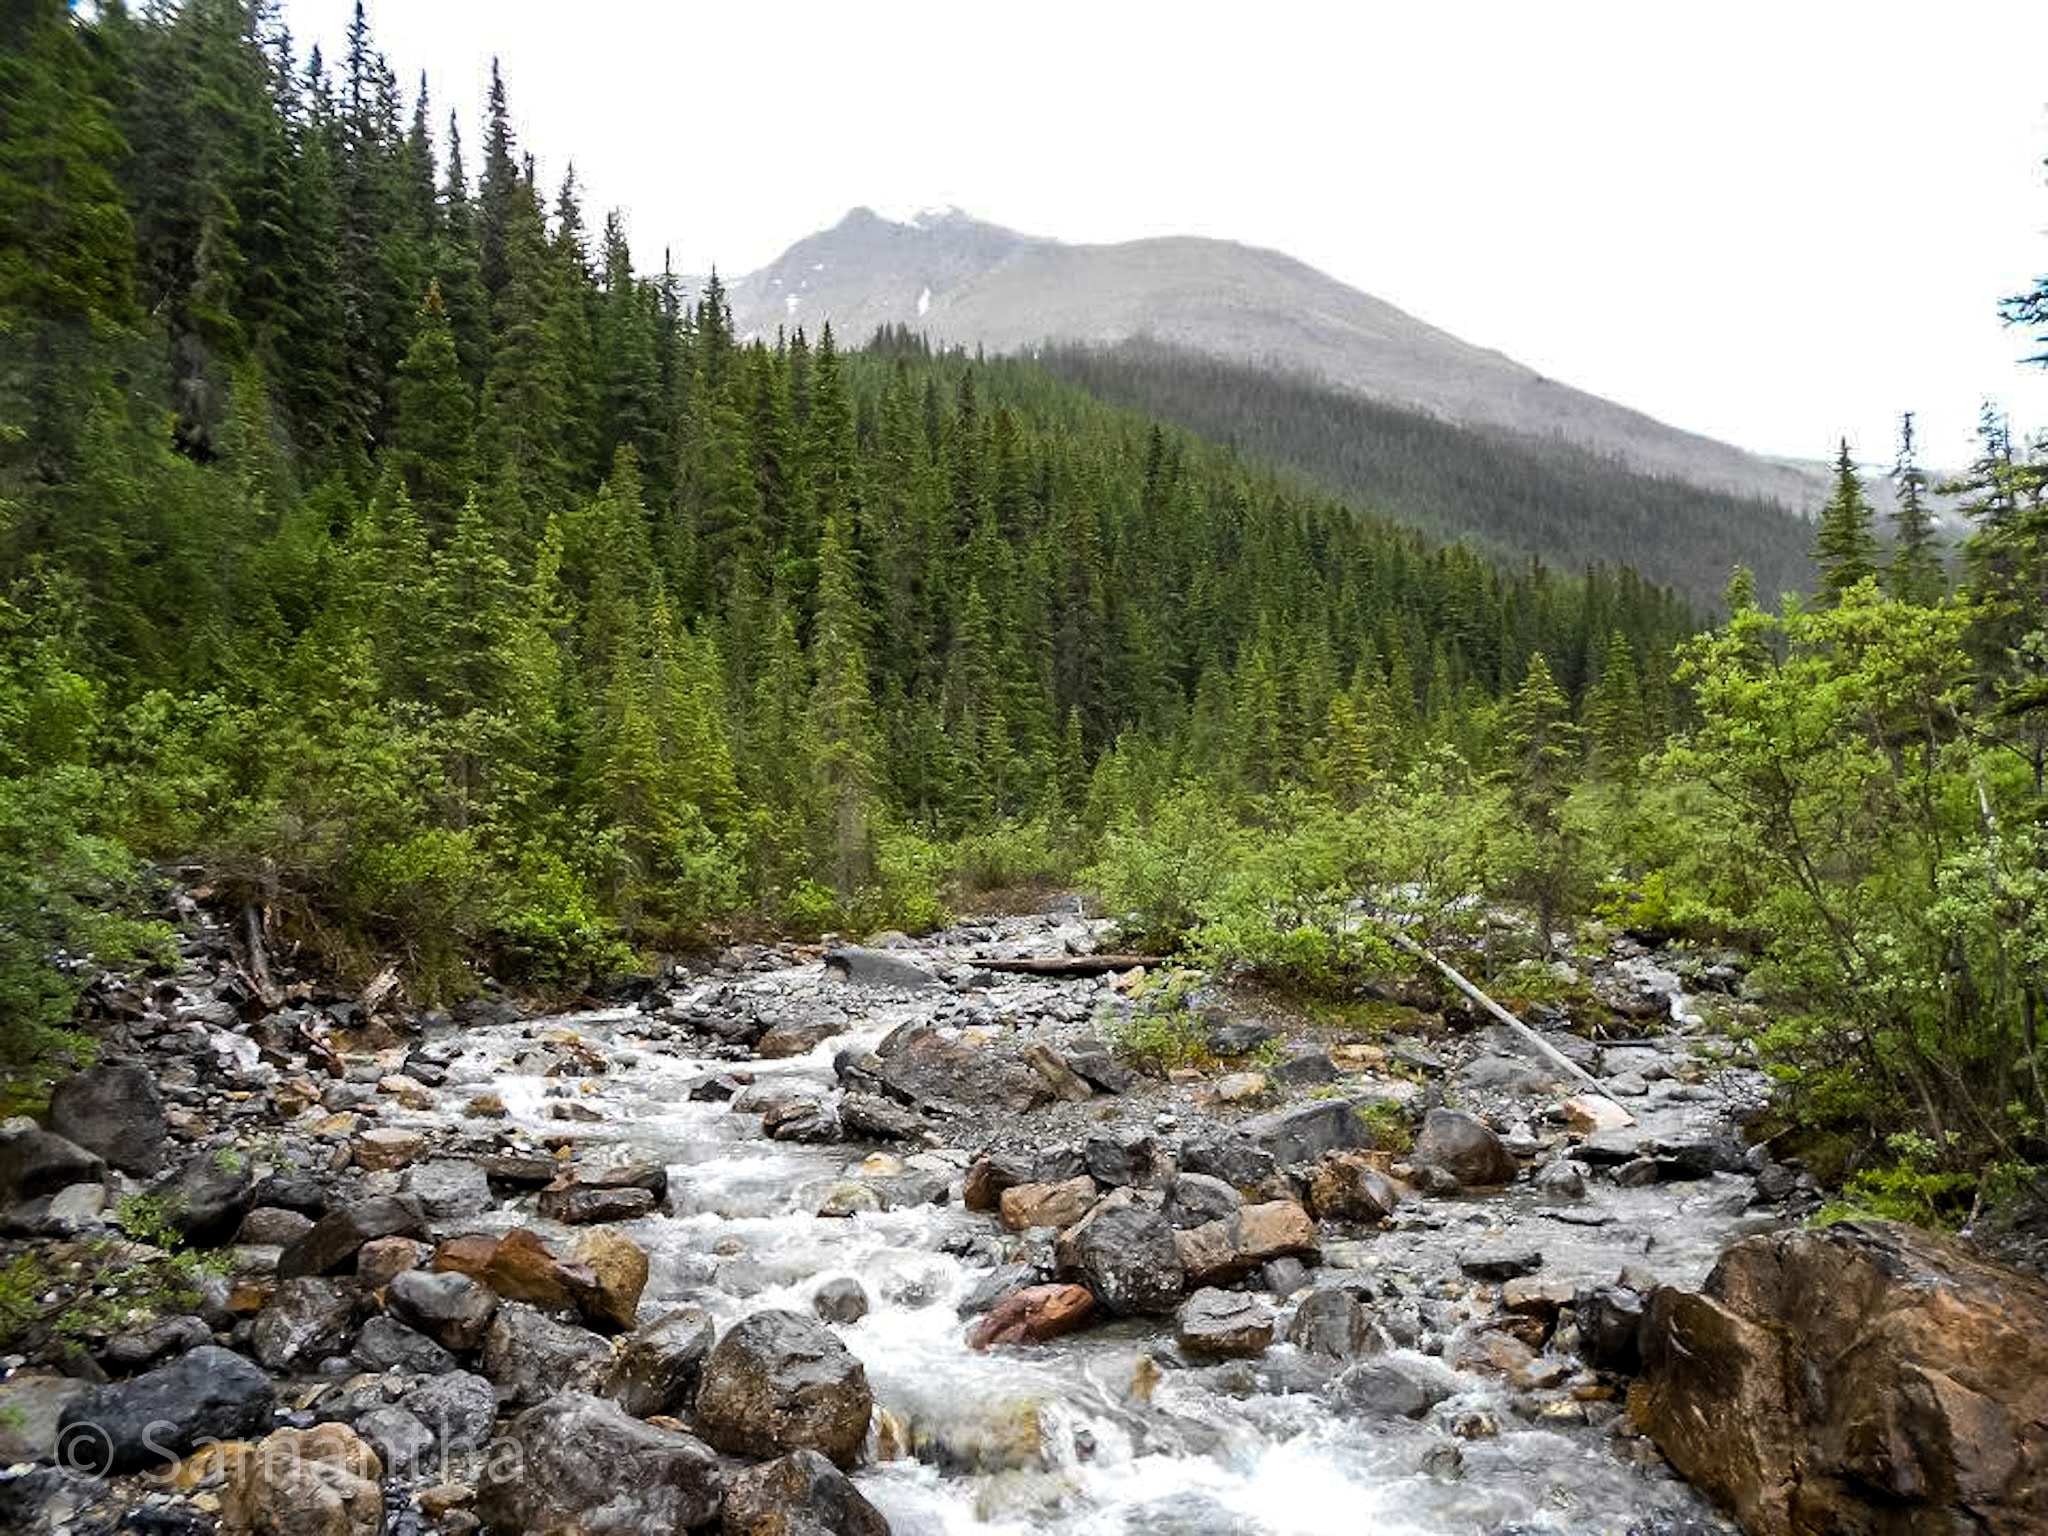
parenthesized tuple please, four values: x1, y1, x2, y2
(722, 207, 1833, 514)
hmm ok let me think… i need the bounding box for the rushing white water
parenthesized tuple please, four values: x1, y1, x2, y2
(387, 941, 1738, 1536)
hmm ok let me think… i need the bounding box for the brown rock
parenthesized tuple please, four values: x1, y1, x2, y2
(351, 1127, 425, 1173)
(1562, 1093, 1635, 1133)
(570, 1226, 649, 1332)
(537, 1184, 657, 1225)
(720, 1448, 888, 1536)
(998, 1176, 1097, 1232)
(1632, 1221, 2048, 1536)
(1233, 1201, 1319, 1266)
(967, 1284, 1097, 1349)
(1306, 1153, 1399, 1223)
(221, 1424, 384, 1536)
(433, 1229, 580, 1313)
(355, 1236, 426, 1290)
(1019, 1042, 1095, 1102)
(376, 1074, 435, 1111)
(694, 1310, 872, 1470)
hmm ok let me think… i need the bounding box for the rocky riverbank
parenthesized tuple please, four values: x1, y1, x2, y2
(2, 890, 2040, 1535)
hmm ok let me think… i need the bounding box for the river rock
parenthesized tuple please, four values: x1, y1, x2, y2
(1458, 1244, 1543, 1281)
(1287, 1287, 1379, 1360)
(538, 1182, 657, 1224)
(1334, 1355, 1459, 1420)
(570, 1226, 649, 1331)
(433, 1228, 576, 1310)
(1238, 1100, 1368, 1166)
(253, 1276, 359, 1371)
(1083, 1132, 1159, 1188)
(1306, 1153, 1398, 1223)
(813, 1278, 869, 1325)
(0, 1376, 89, 1463)
(1055, 1190, 1184, 1315)
(823, 946, 939, 990)
(757, 1019, 849, 1058)
(1176, 1288, 1275, 1358)
(1533, 1158, 1588, 1200)
(152, 1148, 256, 1244)
(279, 1195, 426, 1279)
(694, 1310, 873, 1469)
(606, 1306, 716, 1416)
(720, 1447, 890, 1536)
(351, 1126, 426, 1172)
(1165, 1172, 1241, 1229)
(477, 1392, 723, 1536)
(1575, 1283, 1644, 1372)
(238, 1206, 317, 1246)
(399, 1369, 498, 1452)
(837, 1092, 928, 1143)
(59, 1345, 273, 1473)
(1175, 1200, 1319, 1287)
(352, 1316, 455, 1375)
(387, 1268, 498, 1351)
(405, 1160, 493, 1220)
(967, 1283, 1096, 1349)
(0, 1128, 104, 1206)
(481, 1303, 614, 1407)
(356, 1235, 427, 1288)
(1636, 1223, 2048, 1536)
(998, 1176, 1097, 1232)
(1563, 1094, 1636, 1133)
(221, 1423, 384, 1536)
(1176, 1130, 1276, 1190)
(1409, 1109, 1518, 1188)
(47, 1063, 165, 1176)
(356, 1404, 435, 1474)
(1064, 1048, 1138, 1095)
(876, 1030, 1051, 1114)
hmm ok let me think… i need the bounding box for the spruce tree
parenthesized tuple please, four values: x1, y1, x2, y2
(1812, 439, 1879, 605)
(1888, 411, 1943, 606)
(390, 282, 474, 531)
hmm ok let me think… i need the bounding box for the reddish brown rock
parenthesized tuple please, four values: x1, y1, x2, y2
(967, 1284, 1097, 1350)
(1631, 1221, 2048, 1536)
(998, 1176, 1097, 1232)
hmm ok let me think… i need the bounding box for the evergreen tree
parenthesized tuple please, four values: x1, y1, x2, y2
(1812, 439, 1879, 605)
(390, 282, 474, 531)
(1888, 411, 1944, 606)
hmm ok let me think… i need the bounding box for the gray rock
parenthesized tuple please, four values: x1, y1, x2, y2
(356, 1404, 435, 1473)
(1176, 1287, 1276, 1358)
(1274, 1050, 1339, 1085)
(1204, 1019, 1276, 1055)
(537, 1183, 657, 1224)
(387, 1268, 499, 1351)
(58, 1346, 273, 1474)
(957, 1263, 1042, 1318)
(1262, 1256, 1311, 1295)
(481, 1302, 614, 1407)
(1055, 1190, 1184, 1316)
(1457, 1245, 1543, 1281)
(47, 1063, 165, 1176)
(1533, 1159, 1587, 1200)
(477, 1392, 723, 1535)
(1083, 1131, 1159, 1188)
(99, 1314, 211, 1373)
(1333, 1354, 1458, 1420)
(837, 1091, 928, 1143)
(721, 1447, 890, 1536)
(235, 1206, 316, 1246)
(1453, 1054, 1563, 1093)
(352, 1316, 456, 1375)
(1570, 1128, 1645, 1166)
(1410, 1109, 1518, 1187)
(278, 1194, 426, 1279)
(875, 1030, 1053, 1114)
(1573, 1283, 1644, 1372)
(1177, 1130, 1276, 1190)
(694, 1310, 873, 1470)
(0, 1377, 90, 1463)
(252, 1276, 358, 1371)
(1064, 1049, 1138, 1095)
(0, 1128, 104, 1206)
(399, 1368, 498, 1451)
(1238, 1100, 1370, 1166)
(405, 1160, 494, 1220)
(812, 1277, 870, 1325)
(1165, 1173, 1242, 1230)
(151, 1149, 254, 1244)
(823, 946, 940, 990)
(606, 1307, 716, 1418)
(1287, 1288, 1379, 1360)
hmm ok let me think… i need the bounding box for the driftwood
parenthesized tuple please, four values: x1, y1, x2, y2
(240, 903, 285, 1009)
(1385, 931, 1613, 1100)
(974, 954, 1153, 978)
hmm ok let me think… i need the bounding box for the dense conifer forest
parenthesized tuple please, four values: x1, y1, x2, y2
(8, 0, 2048, 1219)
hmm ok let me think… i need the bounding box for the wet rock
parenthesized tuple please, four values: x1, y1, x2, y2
(1333, 1354, 1459, 1420)
(720, 1447, 889, 1536)
(1562, 1094, 1635, 1133)
(59, 1345, 273, 1474)
(1569, 1128, 1645, 1166)
(999, 1176, 1097, 1232)
(695, 1310, 874, 1469)
(352, 1316, 455, 1375)
(152, 1148, 256, 1244)
(1055, 1191, 1184, 1315)
(0, 1128, 105, 1207)
(757, 1019, 849, 1058)
(1164, 1173, 1241, 1230)
(1532, 1159, 1587, 1200)
(1287, 1287, 1378, 1360)
(1649, 1134, 1750, 1180)
(1409, 1109, 1518, 1188)
(961, 1153, 1028, 1212)
(0, 1376, 89, 1463)
(279, 1195, 426, 1279)
(1634, 1222, 2048, 1536)
(237, 1206, 317, 1246)
(1613, 1156, 1662, 1188)
(477, 1392, 723, 1536)
(1305, 1153, 1398, 1223)
(570, 1226, 649, 1332)
(876, 1031, 1052, 1114)
(221, 1423, 383, 1536)
(481, 1302, 613, 1407)
(1238, 1100, 1368, 1166)
(1457, 1244, 1543, 1281)
(252, 1174, 330, 1215)
(1574, 1283, 1644, 1372)
(356, 1403, 435, 1474)
(1063, 1048, 1138, 1095)
(967, 1283, 1097, 1349)
(823, 946, 939, 990)
(404, 1161, 493, 1220)
(537, 1183, 656, 1224)
(398, 1369, 497, 1452)
(1176, 1288, 1275, 1358)
(812, 1278, 870, 1326)
(1175, 1201, 1320, 1288)
(475, 1152, 557, 1188)
(1020, 1042, 1094, 1102)
(356, 1235, 427, 1289)
(762, 1098, 841, 1144)
(351, 1126, 426, 1172)
(1263, 1256, 1311, 1294)
(431, 1226, 644, 1331)
(1031, 1146, 1088, 1183)
(1176, 1130, 1275, 1191)
(100, 1313, 211, 1372)
(606, 1306, 716, 1417)
(252, 1276, 359, 1371)
(957, 1263, 1044, 1319)
(838, 1092, 927, 1143)
(47, 1063, 166, 1176)
(387, 1269, 499, 1351)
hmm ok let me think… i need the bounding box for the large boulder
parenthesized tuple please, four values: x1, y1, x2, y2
(1632, 1222, 2048, 1536)
(46, 1063, 165, 1175)
(694, 1310, 873, 1470)
(1237, 1100, 1369, 1167)
(1408, 1109, 1518, 1188)
(221, 1423, 384, 1536)
(1054, 1190, 1184, 1316)
(279, 1196, 426, 1280)
(605, 1306, 716, 1417)
(0, 1128, 103, 1206)
(252, 1276, 360, 1371)
(477, 1393, 723, 1536)
(720, 1448, 890, 1536)
(152, 1149, 256, 1245)
(874, 1029, 1052, 1114)
(386, 1268, 498, 1351)
(58, 1345, 273, 1474)
(480, 1302, 614, 1407)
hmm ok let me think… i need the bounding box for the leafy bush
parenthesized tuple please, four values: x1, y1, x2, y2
(1100, 970, 1212, 1073)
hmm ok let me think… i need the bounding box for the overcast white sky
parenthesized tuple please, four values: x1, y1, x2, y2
(286, 0, 2048, 470)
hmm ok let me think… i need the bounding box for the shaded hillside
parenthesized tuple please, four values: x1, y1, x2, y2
(1032, 341, 1817, 609)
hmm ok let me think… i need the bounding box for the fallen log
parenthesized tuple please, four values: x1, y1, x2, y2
(974, 954, 1153, 977)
